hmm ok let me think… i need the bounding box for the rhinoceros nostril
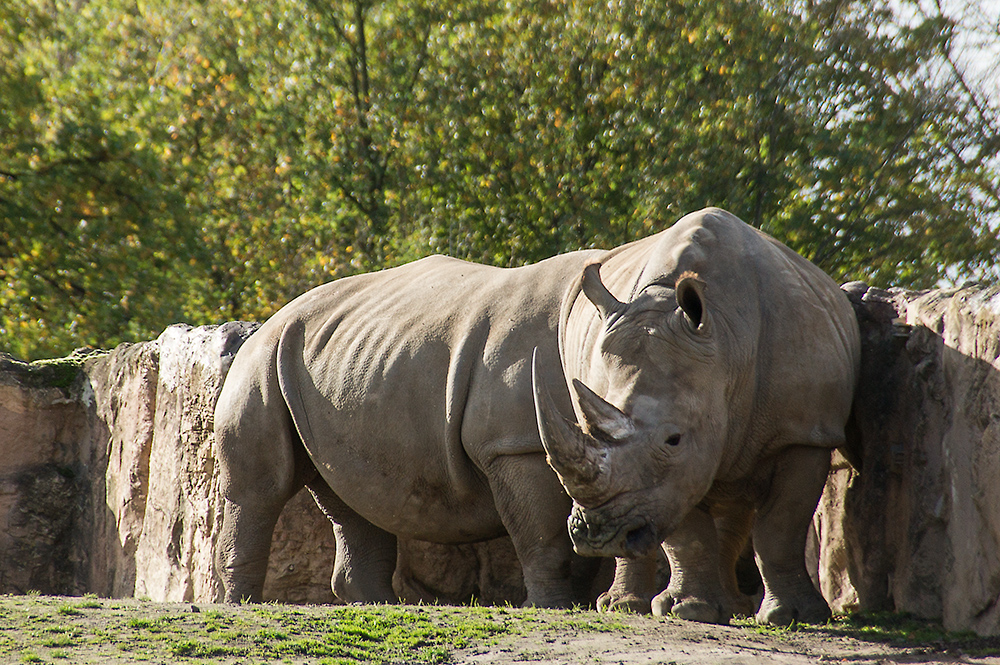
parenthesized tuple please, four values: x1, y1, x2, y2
(624, 523, 657, 556)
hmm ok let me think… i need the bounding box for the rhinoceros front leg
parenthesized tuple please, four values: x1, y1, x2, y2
(597, 554, 657, 614)
(486, 453, 575, 608)
(714, 501, 757, 617)
(598, 504, 753, 617)
(307, 478, 398, 604)
(753, 445, 832, 626)
(651, 506, 731, 624)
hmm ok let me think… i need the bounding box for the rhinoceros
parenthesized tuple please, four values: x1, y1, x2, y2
(532, 207, 860, 624)
(214, 207, 859, 624)
(214, 243, 603, 608)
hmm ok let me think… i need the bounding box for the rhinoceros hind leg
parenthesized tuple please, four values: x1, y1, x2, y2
(652, 507, 731, 625)
(714, 501, 757, 617)
(217, 497, 287, 603)
(215, 385, 308, 604)
(596, 555, 656, 614)
(307, 479, 398, 604)
(753, 445, 832, 626)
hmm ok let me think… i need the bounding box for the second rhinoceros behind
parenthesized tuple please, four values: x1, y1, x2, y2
(533, 207, 860, 625)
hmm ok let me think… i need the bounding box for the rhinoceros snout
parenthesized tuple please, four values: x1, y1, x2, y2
(568, 503, 658, 558)
(568, 504, 604, 547)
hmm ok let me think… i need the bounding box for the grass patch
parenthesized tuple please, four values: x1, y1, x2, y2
(826, 612, 1000, 656)
(734, 611, 1000, 657)
(39, 633, 76, 648)
(0, 595, 626, 664)
(8, 594, 998, 663)
(76, 595, 102, 610)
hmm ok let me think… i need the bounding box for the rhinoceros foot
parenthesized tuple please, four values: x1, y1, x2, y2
(596, 590, 651, 614)
(651, 589, 730, 625)
(727, 590, 757, 618)
(755, 588, 831, 626)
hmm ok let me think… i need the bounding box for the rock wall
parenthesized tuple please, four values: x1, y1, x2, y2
(1, 282, 999, 633)
(0, 323, 526, 606)
(0, 355, 89, 595)
(88, 322, 345, 604)
(813, 282, 1000, 634)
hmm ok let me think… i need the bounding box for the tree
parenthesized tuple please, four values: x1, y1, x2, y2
(410, 0, 999, 283)
(0, 1, 201, 356)
(2, 0, 997, 360)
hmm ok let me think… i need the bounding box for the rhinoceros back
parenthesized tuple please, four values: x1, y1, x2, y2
(231, 252, 601, 542)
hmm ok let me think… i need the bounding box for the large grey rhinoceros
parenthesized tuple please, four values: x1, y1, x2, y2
(214, 207, 859, 625)
(532, 207, 860, 625)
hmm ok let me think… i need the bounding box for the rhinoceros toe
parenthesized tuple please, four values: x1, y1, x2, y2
(597, 591, 652, 614)
(651, 590, 730, 625)
(756, 592, 831, 626)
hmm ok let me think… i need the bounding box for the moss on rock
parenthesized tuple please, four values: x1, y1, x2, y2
(0, 348, 109, 391)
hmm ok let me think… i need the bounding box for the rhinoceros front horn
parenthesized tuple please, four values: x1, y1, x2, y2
(581, 263, 625, 321)
(531, 349, 609, 501)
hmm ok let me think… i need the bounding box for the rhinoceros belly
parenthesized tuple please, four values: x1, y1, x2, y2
(317, 442, 505, 543)
(284, 334, 510, 541)
(303, 414, 507, 542)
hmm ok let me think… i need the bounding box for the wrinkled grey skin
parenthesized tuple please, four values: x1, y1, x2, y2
(532, 207, 860, 625)
(214, 248, 604, 607)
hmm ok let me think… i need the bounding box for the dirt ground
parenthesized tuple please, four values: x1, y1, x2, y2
(456, 613, 1000, 665)
(5, 595, 1000, 665)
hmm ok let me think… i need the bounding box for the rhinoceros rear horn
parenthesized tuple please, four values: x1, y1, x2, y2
(531, 349, 608, 497)
(582, 263, 625, 322)
(571, 378, 635, 442)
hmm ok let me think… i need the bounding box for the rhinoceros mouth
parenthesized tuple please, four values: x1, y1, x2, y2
(568, 504, 658, 558)
(623, 523, 658, 556)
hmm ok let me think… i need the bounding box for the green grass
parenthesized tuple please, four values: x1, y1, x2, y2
(0, 595, 627, 664)
(733, 611, 1000, 657)
(5, 594, 1000, 664)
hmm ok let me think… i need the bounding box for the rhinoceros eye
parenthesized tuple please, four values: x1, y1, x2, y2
(665, 433, 681, 447)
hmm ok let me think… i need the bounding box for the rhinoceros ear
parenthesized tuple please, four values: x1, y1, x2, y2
(581, 263, 625, 322)
(675, 272, 706, 330)
(532, 349, 610, 500)
(571, 378, 635, 442)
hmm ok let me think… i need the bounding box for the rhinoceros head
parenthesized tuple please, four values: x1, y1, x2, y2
(533, 262, 730, 559)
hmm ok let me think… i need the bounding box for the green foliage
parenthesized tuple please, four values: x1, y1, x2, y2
(2, 0, 997, 359)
